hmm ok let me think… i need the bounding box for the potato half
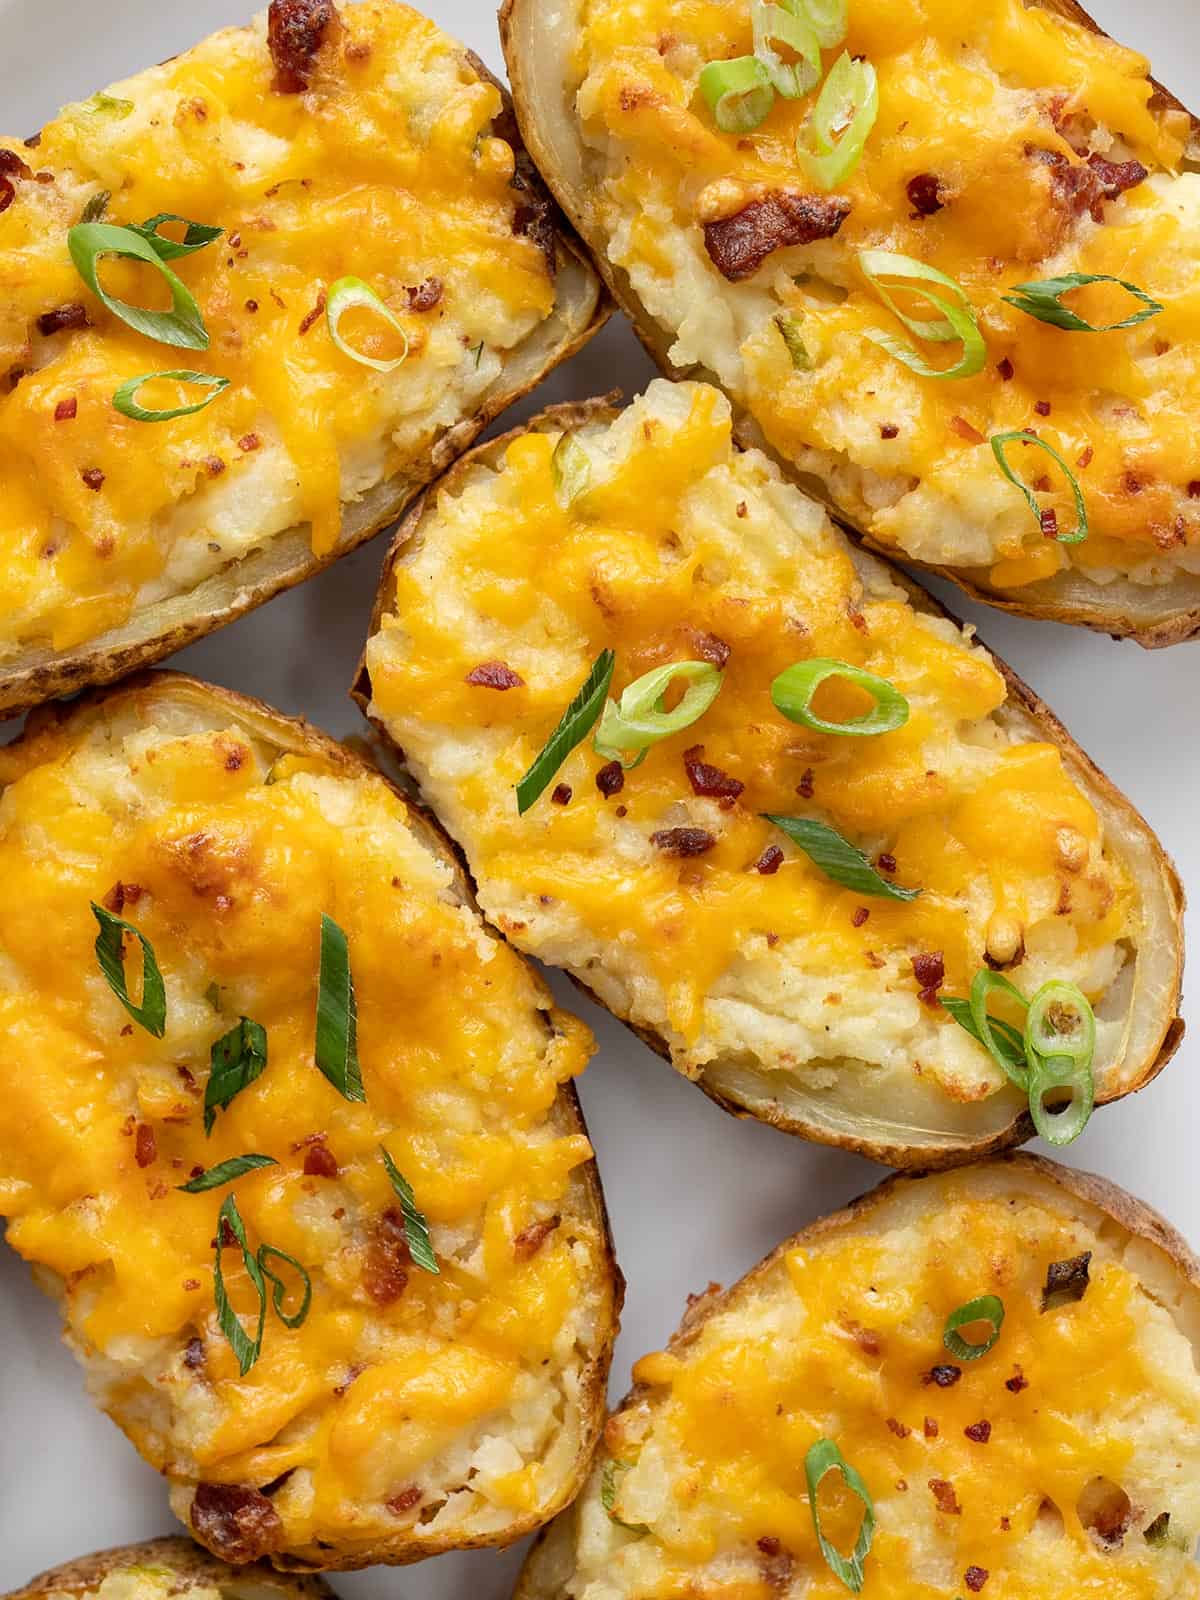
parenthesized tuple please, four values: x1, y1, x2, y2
(0, 674, 619, 1569)
(7, 1538, 334, 1600)
(356, 381, 1183, 1165)
(0, 0, 605, 717)
(500, 0, 1200, 643)
(516, 1153, 1200, 1600)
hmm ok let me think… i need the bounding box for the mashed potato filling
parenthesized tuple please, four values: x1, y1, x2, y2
(571, 0, 1200, 590)
(365, 380, 1135, 1115)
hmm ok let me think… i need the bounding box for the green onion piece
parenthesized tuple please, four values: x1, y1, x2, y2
(1144, 1513, 1173, 1548)
(68, 223, 210, 350)
(699, 55, 775, 135)
(112, 369, 229, 423)
(991, 430, 1088, 544)
(943, 1294, 1005, 1361)
(762, 816, 921, 901)
(967, 969, 1031, 1089)
(795, 0, 848, 48)
(796, 53, 878, 191)
(79, 93, 134, 119)
(600, 1459, 650, 1535)
(594, 660, 723, 768)
(315, 914, 365, 1103)
(858, 248, 986, 379)
(805, 1438, 876, 1593)
(774, 311, 812, 369)
(205, 1016, 268, 1135)
(771, 658, 909, 736)
(129, 213, 223, 262)
(516, 649, 616, 814)
(381, 1147, 440, 1274)
(176, 1154, 278, 1193)
(79, 191, 111, 224)
(552, 431, 592, 507)
(257, 1244, 313, 1328)
(1002, 272, 1163, 333)
(752, 0, 820, 99)
(941, 995, 1028, 1084)
(326, 276, 408, 372)
(213, 1195, 268, 1376)
(1028, 1051, 1095, 1146)
(90, 902, 166, 1037)
(1026, 980, 1096, 1065)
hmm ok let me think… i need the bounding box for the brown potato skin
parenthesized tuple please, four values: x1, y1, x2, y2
(352, 395, 1184, 1169)
(5, 1536, 336, 1600)
(498, 0, 1200, 646)
(4, 673, 623, 1574)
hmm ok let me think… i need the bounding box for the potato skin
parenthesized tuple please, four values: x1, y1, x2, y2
(5, 1537, 336, 1600)
(353, 394, 1184, 1169)
(497, 0, 1200, 646)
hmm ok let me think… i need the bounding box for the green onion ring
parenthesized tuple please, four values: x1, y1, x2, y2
(257, 1244, 314, 1328)
(1028, 1052, 1095, 1147)
(797, 53, 878, 191)
(594, 660, 723, 767)
(326, 276, 408, 373)
(1002, 272, 1163, 334)
(805, 1438, 876, 1592)
(112, 369, 229, 422)
(771, 658, 909, 736)
(858, 249, 986, 379)
(968, 969, 1031, 1090)
(794, 0, 848, 48)
(699, 55, 775, 134)
(552, 431, 592, 507)
(129, 212, 223, 261)
(991, 431, 1089, 544)
(943, 1294, 1005, 1361)
(752, 0, 820, 99)
(774, 311, 812, 369)
(68, 221, 210, 351)
(1025, 980, 1096, 1065)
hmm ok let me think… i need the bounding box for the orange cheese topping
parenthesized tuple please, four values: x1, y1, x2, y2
(0, 684, 597, 1556)
(0, 0, 555, 656)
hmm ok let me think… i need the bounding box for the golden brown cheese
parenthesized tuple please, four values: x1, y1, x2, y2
(0, 679, 610, 1566)
(570, 0, 1200, 590)
(0, 0, 558, 659)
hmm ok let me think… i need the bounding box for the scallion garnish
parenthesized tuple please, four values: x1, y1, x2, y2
(805, 1438, 876, 1592)
(943, 1294, 1005, 1361)
(91, 902, 166, 1037)
(552, 431, 592, 507)
(381, 1148, 439, 1274)
(797, 53, 879, 191)
(315, 914, 365, 1103)
(858, 249, 986, 379)
(965, 969, 1031, 1088)
(699, 55, 775, 134)
(177, 1154, 278, 1193)
(762, 816, 921, 900)
(751, 0, 820, 99)
(213, 1195, 268, 1376)
(775, 311, 812, 369)
(1002, 272, 1163, 334)
(204, 1017, 269, 1134)
(257, 1245, 313, 1328)
(113, 369, 229, 423)
(128, 213, 223, 262)
(600, 1459, 650, 1535)
(516, 649, 615, 814)
(771, 658, 909, 736)
(68, 223, 210, 351)
(79, 93, 134, 119)
(326, 276, 408, 372)
(991, 431, 1088, 544)
(79, 191, 111, 224)
(594, 660, 724, 769)
(796, 0, 847, 47)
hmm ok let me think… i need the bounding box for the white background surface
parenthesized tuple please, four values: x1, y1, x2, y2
(1, 1, 1199, 1597)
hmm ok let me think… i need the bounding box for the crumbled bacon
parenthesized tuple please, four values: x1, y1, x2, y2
(703, 191, 852, 282)
(877, 853, 897, 874)
(363, 1208, 411, 1305)
(912, 951, 945, 1006)
(964, 1566, 989, 1592)
(964, 1420, 992, 1443)
(551, 783, 572, 806)
(38, 304, 91, 338)
(796, 768, 815, 799)
(298, 291, 327, 335)
(886, 1417, 911, 1438)
(754, 845, 784, 875)
(1006, 1368, 1028, 1393)
(852, 907, 869, 928)
(268, 0, 339, 92)
(303, 1141, 338, 1178)
(238, 433, 262, 452)
(651, 827, 716, 857)
(0, 180, 15, 215)
(191, 1483, 284, 1563)
(183, 1336, 205, 1369)
(405, 278, 443, 312)
(950, 416, 985, 446)
(997, 358, 1015, 382)
(387, 1486, 422, 1515)
(596, 761, 625, 798)
(465, 661, 524, 689)
(1034, 400, 1051, 417)
(1087, 152, 1149, 207)
(135, 1124, 157, 1168)
(81, 467, 105, 491)
(1040, 509, 1059, 539)
(0, 150, 31, 179)
(691, 631, 731, 669)
(1025, 144, 1147, 234)
(683, 745, 744, 804)
(929, 1478, 962, 1515)
(54, 397, 77, 422)
(924, 1364, 961, 1388)
(514, 1213, 561, 1262)
(906, 173, 945, 216)
(1041, 1251, 1091, 1310)
(880, 423, 899, 439)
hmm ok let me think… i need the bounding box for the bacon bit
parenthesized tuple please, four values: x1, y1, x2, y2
(852, 907, 869, 928)
(177, 1064, 198, 1092)
(81, 467, 105, 491)
(514, 1213, 561, 1261)
(298, 290, 327, 335)
(703, 190, 852, 282)
(651, 827, 716, 857)
(38, 303, 90, 337)
(929, 1478, 961, 1515)
(363, 1208, 410, 1305)
(796, 768, 815, 799)
(880, 423, 899, 439)
(950, 416, 985, 446)
(245, 298, 259, 313)
(135, 1124, 157, 1168)
(736, 500, 748, 518)
(1006, 1368, 1028, 1393)
(238, 433, 262, 452)
(0, 178, 17, 213)
(405, 277, 443, 312)
(551, 783, 572, 806)
(1032, 474, 1053, 494)
(0, 150, 30, 178)
(924, 1364, 961, 1388)
(596, 761, 625, 798)
(1188, 480, 1200, 499)
(922, 1415, 938, 1438)
(906, 173, 945, 216)
(1122, 470, 1146, 496)
(54, 397, 77, 422)
(1026, 144, 1146, 228)
(1040, 509, 1059, 539)
(757, 1539, 794, 1591)
(184, 1337, 205, 1368)
(877, 853, 897, 874)
(268, 0, 339, 92)
(691, 631, 732, 669)
(1087, 152, 1148, 206)
(205, 456, 226, 478)
(964, 1567, 989, 1592)
(887, 1417, 911, 1438)
(465, 660, 524, 690)
(683, 745, 744, 804)
(757, 1536, 781, 1557)
(964, 1420, 992, 1444)
(615, 804, 628, 818)
(755, 844, 784, 875)
(1042, 1251, 1091, 1309)
(1000, 1516, 1012, 1532)
(303, 1142, 338, 1178)
(997, 358, 1014, 381)
(345, 38, 371, 61)
(1077, 446, 1095, 470)
(1034, 400, 1051, 417)
(912, 950, 945, 1006)
(848, 607, 868, 634)
(191, 1483, 284, 1563)
(386, 1486, 422, 1515)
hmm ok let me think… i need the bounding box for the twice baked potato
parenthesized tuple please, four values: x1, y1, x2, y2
(516, 1153, 1200, 1600)
(502, 0, 1200, 643)
(6, 1539, 334, 1600)
(0, 0, 605, 718)
(357, 380, 1183, 1166)
(0, 673, 619, 1569)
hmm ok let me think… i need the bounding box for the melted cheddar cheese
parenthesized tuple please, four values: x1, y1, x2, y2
(365, 381, 1137, 1130)
(540, 1168, 1200, 1600)
(571, 0, 1200, 590)
(0, 680, 609, 1563)
(0, 0, 558, 659)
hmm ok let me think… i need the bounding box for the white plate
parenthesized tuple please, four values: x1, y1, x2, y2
(1, 3, 1198, 1599)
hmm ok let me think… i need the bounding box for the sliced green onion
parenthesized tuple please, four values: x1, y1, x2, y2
(552, 431, 591, 507)
(68, 222, 210, 350)
(775, 311, 812, 369)
(943, 1295, 1005, 1361)
(771, 658, 909, 736)
(381, 1147, 439, 1274)
(1026, 980, 1096, 1064)
(941, 994, 1027, 1084)
(858, 249, 986, 379)
(795, 0, 847, 48)
(79, 93, 133, 119)
(594, 660, 723, 768)
(90, 902, 166, 1037)
(205, 1016, 268, 1135)
(79, 191, 111, 224)
(315, 914, 365, 1103)
(177, 1154, 277, 1193)
(763, 816, 921, 901)
(967, 969, 1031, 1089)
(213, 1195, 267, 1376)
(113, 369, 229, 422)
(752, 0, 820, 99)
(991, 430, 1088, 544)
(326, 276, 408, 372)
(1028, 1052, 1094, 1146)
(699, 55, 775, 135)
(796, 53, 878, 191)
(516, 649, 615, 814)
(128, 213, 223, 262)
(600, 1460, 650, 1535)
(1002, 272, 1163, 333)
(805, 1438, 876, 1593)
(257, 1245, 313, 1328)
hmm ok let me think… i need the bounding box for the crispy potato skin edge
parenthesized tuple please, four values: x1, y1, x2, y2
(5, 1535, 336, 1600)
